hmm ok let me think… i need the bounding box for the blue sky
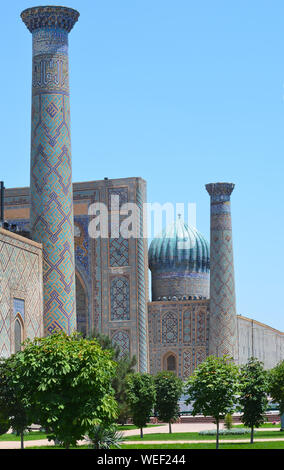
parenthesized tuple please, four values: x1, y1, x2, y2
(2, 1, 284, 330)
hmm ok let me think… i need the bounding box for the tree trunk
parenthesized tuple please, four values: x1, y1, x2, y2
(21, 431, 24, 450)
(140, 427, 143, 439)
(250, 425, 254, 444)
(169, 422, 172, 434)
(216, 419, 219, 450)
(280, 413, 284, 431)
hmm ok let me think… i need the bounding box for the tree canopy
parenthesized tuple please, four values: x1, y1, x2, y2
(185, 355, 239, 449)
(88, 329, 137, 424)
(154, 371, 184, 433)
(269, 359, 284, 429)
(0, 331, 118, 448)
(238, 357, 269, 443)
(126, 372, 156, 438)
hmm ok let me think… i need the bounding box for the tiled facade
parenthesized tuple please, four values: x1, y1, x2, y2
(4, 177, 149, 373)
(0, 228, 44, 357)
(2, 178, 284, 374)
(148, 299, 209, 379)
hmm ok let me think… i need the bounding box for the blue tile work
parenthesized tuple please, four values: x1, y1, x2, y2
(0, 229, 43, 357)
(136, 181, 148, 373)
(108, 188, 128, 209)
(110, 277, 130, 320)
(4, 177, 149, 372)
(149, 218, 210, 300)
(74, 216, 90, 276)
(21, 6, 79, 335)
(162, 311, 178, 343)
(148, 300, 209, 379)
(109, 237, 129, 267)
(111, 330, 130, 359)
(206, 183, 238, 360)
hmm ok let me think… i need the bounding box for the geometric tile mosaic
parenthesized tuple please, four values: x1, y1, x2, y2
(110, 277, 130, 320)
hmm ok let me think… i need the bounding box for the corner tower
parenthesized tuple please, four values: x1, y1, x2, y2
(21, 6, 79, 334)
(205, 182, 238, 360)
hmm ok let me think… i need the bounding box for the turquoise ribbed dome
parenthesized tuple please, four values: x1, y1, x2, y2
(149, 218, 210, 273)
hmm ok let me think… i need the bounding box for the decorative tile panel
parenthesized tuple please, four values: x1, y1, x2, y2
(162, 311, 178, 343)
(110, 277, 130, 321)
(111, 330, 130, 359)
(109, 237, 129, 267)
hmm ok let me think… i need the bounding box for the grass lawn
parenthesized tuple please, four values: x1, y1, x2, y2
(121, 441, 284, 449)
(26, 440, 284, 449)
(0, 432, 47, 441)
(124, 430, 284, 441)
(233, 423, 281, 429)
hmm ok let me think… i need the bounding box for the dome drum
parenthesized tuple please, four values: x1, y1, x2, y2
(151, 270, 209, 301)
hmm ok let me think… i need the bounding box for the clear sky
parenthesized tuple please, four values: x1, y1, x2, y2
(2, 1, 284, 331)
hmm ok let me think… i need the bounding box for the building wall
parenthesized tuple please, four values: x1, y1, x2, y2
(4, 177, 149, 372)
(237, 315, 284, 369)
(148, 299, 210, 379)
(0, 228, 43, 357)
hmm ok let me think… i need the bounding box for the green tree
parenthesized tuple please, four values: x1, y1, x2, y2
(269, 360, 284, 431)
(238, 357, 269, 443)
(154, 371, 184, 433)
(0, 410, 9, 436)
(2, 332, 118, 448)
(126, 373, 156, 438)
(88, 329, 137, 424)
(185, 355, 239, 449)
(0, 357, 31, 448)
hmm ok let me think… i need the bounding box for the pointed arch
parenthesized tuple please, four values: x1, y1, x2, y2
(75, 270, 88, 336)
(163, 351, 178, 374)
(14, 314, 24, 353)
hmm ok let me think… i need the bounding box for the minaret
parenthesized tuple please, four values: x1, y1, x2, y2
(205, 182, 238, 360)
(21, 6, 79, 335)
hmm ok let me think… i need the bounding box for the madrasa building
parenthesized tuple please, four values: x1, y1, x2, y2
(0, 6, 283, 378)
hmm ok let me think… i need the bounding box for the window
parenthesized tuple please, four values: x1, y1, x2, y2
(13, 298, 25, 353)
(14, 318, 22, 353)
(163, 353, 177, 373)
(167, 355, 176, 371)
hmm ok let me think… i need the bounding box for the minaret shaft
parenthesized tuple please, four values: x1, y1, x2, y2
(206, 182, 238, 360)
(21, 7, 79, 335)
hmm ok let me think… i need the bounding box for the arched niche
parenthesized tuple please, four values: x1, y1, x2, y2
(75, 271, 88, 336)
(163, 351, 177, 374)
(14, 315, 24, 353)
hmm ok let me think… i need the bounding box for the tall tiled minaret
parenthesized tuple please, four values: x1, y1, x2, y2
(205, 183, 238, 360)
(21, 6, 79, 335)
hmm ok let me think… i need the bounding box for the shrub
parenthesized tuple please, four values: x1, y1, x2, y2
(199, 428, 250, 436)
(224, 413, 233, 429)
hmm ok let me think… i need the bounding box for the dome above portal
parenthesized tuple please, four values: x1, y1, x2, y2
(149, 217, 210, 274)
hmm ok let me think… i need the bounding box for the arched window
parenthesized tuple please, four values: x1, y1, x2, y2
(14, 318, 23, 353)
(75, 272, 88, 336)
(167, 355, 176, 371)
(163, 352, 177, 374)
